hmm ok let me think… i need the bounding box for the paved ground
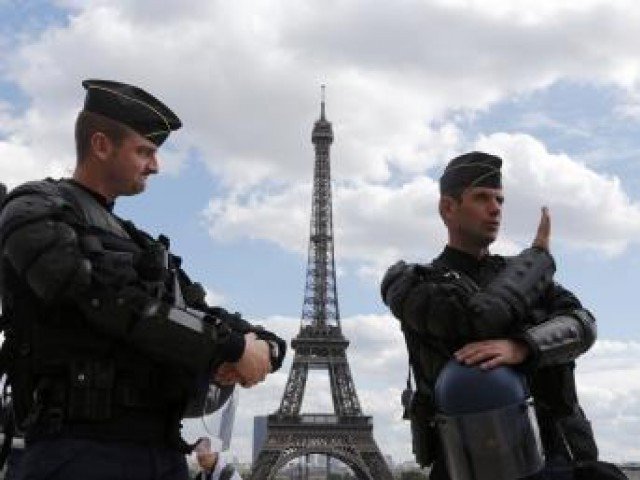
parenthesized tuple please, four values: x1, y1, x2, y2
(622, 467, 640, 480)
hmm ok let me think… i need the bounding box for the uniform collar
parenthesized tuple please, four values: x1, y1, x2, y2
(65, 179, 115, 212)
(435, 246, 486, 282)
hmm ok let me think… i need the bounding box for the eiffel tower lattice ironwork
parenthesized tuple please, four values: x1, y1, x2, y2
(249, 88, 393, 480)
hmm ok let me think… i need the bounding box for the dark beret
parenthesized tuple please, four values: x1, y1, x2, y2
(81, 79, 181, 146)
(439, 151, 502, 195)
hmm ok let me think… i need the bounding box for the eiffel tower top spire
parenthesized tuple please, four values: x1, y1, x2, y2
(312, 84, 333, 144)
(302, 85, 339, 329)
(320, 84, 326, 120)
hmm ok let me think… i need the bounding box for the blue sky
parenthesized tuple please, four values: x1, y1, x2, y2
(1, 0, 639, 465)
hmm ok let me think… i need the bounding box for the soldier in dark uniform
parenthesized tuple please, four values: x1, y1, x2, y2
(381, 152, 623, 479)
(0, 80, 286, 480)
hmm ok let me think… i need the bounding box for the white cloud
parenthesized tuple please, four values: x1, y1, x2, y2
(6, 0, 640, 190)
(478, 133, 640, 254)
(204, 183, 311, 254)
(576, 340, 640, 462)
(0, 139, 69, 189)
(1, 1, 639, 262)
(204, 131, 640, 285)
(204, 286, 226, 307)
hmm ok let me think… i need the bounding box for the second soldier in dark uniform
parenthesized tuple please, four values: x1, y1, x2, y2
(0, 80, 286, 480)
(381, 152, 615, 479)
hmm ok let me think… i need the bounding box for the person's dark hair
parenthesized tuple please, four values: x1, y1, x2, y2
(438, 191, 463, 222)
(74, 110, 130, 163)
(444, 190, 463, 203)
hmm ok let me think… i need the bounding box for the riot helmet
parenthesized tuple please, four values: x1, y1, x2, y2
(435, 360, 544, 480)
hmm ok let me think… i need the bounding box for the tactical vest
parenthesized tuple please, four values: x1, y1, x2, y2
(1, 179, 196, 449)
(398, 256, 598, 468)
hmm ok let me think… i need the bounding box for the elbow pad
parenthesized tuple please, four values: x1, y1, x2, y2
(468, 247, 555, 327)
(523, 309, 597, 367)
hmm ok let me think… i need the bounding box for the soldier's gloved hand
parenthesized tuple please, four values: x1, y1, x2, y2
(248, 326, 287, 372)
(233, 332, 271, 388)
(206, 307, 287, 372)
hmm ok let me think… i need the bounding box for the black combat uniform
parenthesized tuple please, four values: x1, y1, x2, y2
(395, 247, 598, 478)
(0, 81, 285, 480)
(381, 152, 601, 480)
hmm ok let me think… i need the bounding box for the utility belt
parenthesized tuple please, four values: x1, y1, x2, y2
(29, 405, 176, 446)
(26, 359, 186, 447)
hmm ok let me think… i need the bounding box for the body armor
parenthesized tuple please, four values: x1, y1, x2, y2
(381, 245, 599, 471)
(0, 179, 225, 447)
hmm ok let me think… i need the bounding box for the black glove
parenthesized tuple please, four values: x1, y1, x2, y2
(250, 325, 287, 372)
(206, 307, 287, 371)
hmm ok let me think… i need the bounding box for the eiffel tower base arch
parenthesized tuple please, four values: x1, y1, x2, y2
(249, 415, 393, 480)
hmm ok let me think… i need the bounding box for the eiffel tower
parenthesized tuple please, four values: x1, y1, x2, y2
(249, 88, 393, 480)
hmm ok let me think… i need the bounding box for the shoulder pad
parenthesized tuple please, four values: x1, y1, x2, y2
(1, 179, 71, 216)
(412, 263, 441, 279)
(412, 263, 462, 285)
(381, 260, 411, 303)
(0, 182, 74, 241)
(381, 260, 440, 314)
(4, 178, 63, 203)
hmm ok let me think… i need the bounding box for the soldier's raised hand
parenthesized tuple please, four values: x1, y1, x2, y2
(532, 206, 551, 251)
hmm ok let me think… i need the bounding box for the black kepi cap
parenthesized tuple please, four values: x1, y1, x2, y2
(81, 79, 182, 146)
(439, 151, 502, 195)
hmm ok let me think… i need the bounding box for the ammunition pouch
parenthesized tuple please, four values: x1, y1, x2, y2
(66, 360, 115, 422)
(1, 284, 37, 432)
(408, 391, 438, 468)
(27, 357, 189, 447)
(9, 337, 36, 430)
(38, 360, 168, 424)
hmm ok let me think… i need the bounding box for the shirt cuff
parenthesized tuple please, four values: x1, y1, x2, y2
(220, 331, 246, 363)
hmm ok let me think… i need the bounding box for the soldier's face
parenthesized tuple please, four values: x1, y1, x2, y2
(107, 131, 159, 196)
(448, 186, 504, 248)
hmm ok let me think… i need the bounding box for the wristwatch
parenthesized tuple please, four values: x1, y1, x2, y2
(267, 340, 280, 367)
